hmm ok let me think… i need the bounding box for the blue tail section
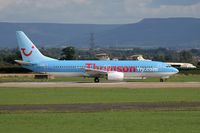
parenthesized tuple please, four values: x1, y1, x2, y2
(16, 31, 57, 63)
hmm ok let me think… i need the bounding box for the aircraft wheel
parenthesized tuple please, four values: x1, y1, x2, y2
(160, 78, 167, 82)
(94, 77, 100, 83)
(160, 78, 164, 82)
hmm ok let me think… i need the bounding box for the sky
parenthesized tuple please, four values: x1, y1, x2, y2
(0, 0, 200, 24)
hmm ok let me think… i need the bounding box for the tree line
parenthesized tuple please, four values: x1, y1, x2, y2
(0, 47, 199, 67)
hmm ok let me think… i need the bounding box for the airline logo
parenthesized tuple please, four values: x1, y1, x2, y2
(86, 63, 159, 72)
(21, 45, 35, 57)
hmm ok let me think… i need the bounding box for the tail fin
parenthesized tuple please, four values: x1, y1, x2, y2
(16, 31, 56, 63)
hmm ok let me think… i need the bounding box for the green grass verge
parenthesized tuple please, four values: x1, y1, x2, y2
(0, 111, 200, 133)
(0, 76, 95, 82)
(0, 87, 200, 105)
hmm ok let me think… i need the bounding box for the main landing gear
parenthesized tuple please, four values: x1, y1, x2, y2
(94, 77, 100, 83)
(160, 78, 167, 82)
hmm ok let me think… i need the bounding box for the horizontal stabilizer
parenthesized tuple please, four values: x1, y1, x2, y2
(15, 60, 32, 65)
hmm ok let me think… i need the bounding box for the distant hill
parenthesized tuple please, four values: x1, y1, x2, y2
(96, 18, 200, 48)
(0, 23, 120, 48)
(0, 18, 200, 48)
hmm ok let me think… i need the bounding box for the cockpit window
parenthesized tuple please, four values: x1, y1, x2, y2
(166, 64, 171, 67)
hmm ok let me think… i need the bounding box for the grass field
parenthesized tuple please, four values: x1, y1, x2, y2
(0, 87, 200, 133)
(0, 74, 200, 82)
(0, 87, 200, 105)
(0, 111, 200, 133)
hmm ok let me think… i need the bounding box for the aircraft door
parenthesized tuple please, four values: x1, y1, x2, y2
(38, 63, 48, 73)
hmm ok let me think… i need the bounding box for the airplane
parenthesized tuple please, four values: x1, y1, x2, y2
(15, 31, 179, 82)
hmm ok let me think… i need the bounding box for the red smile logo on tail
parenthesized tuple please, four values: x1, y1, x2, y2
(21, 45, 35, 57)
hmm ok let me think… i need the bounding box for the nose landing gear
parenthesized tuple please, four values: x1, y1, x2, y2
(94, 77, 100, 83)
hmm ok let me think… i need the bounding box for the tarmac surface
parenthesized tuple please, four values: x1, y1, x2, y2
(0, 102, 200, 112)
(0, 82, 200, 88)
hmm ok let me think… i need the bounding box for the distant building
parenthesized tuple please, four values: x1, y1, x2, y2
(127, 55, 151, 61)
(96, 53, 110, 60)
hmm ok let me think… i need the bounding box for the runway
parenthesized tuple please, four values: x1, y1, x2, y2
(0, 82, 200, 88)
(0, 102, 200, 112)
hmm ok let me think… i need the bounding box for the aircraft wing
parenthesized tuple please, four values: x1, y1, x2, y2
(84, 68, 108, 77)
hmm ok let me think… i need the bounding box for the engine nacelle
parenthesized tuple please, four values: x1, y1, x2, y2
(107, 72, 124, 81)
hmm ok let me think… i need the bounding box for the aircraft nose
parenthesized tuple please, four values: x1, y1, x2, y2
(172, 67, 179, 73)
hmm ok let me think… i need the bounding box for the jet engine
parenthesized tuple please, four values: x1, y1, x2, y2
(107, 72, 124, 81)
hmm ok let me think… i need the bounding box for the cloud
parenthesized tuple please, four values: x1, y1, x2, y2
(0, 0, 200, 24)
(123, 0, 200, 19)
(0, 0, 15, 10)
(152, 0, 200, 6)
